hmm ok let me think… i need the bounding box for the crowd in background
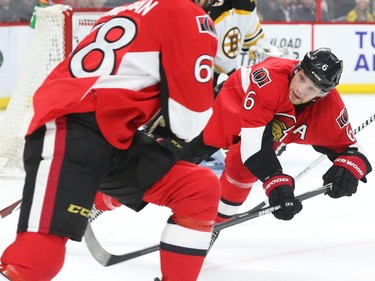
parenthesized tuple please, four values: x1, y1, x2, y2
(1, 0, 375, 23)
(256, 0, 375, 22)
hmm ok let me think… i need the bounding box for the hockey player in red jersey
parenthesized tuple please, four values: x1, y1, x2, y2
(200, 47, 372, 224)
(0, 0, 221, 281)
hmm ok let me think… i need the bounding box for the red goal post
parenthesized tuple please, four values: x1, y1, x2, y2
(0, 5, 106, 178)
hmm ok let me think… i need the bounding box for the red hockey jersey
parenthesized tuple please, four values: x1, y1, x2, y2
(203, 56, 357, 164)
(28, 0, 217, 149)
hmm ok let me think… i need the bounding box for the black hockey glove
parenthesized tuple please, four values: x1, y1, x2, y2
(147, 126, 187, 160)
(323, 149, 372, 199)
(263, 173, 302, 220)
(143, 114, 188, 160)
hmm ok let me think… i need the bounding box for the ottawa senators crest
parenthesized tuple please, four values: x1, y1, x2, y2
(336, 107, 349, 129)
(251, 67, 271, 88)
(196, 15, 216, 38)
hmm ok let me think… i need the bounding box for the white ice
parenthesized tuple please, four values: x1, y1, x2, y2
(1, 94, 374, 281)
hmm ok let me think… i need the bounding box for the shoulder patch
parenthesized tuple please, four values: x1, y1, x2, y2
(196, 15, 216, 38)
(251, 67, 271, 88)
(336, 107, 349, 129)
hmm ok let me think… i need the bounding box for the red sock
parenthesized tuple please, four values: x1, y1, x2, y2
(1, 232, 68, 281)
(160, 249, 205, 281)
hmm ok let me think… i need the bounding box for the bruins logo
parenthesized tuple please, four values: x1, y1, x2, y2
(222, 27, 241, 58)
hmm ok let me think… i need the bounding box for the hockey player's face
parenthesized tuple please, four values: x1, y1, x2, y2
(194, 0, 212, 9)
(289, 70, 324, 105)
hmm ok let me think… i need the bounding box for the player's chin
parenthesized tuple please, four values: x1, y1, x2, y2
(289, 92, 302, 105)
(194, 0, 211, 8)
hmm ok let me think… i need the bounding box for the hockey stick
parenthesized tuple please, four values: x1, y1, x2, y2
(84, 183, 332, 266)
(84, 200, 266, 267)
(0, 199, 22, 219)
(85, 113, 374, 265)
(214, 183, 331, 231)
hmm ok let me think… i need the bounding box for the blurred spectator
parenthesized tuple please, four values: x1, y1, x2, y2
(61, 0, 105, 8)
(321, 0, 330, 17)
(62, 0, 75, 7)
(257, 0, 279, 20)
(253, 0, 264, 21)
(104, 0, 134, 8)
(0, 0, 19, 22)
(12, 0, 37, 22)
(346, 0, 375, 21)
(291, 0, 330, 21)
(328, 0, 356, 20)
(90, 0, 104, 8)
(74, 0, 91, 8)
(263, 0, 293, 21)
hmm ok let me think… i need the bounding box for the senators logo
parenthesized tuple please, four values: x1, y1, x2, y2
(196, 15, 216, 38)
(272, 113, 296, 142)
(251, 67, 271, 88)
(336, 107, 349, 129)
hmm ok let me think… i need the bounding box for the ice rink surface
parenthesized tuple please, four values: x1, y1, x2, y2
(0, 94, 374, 281)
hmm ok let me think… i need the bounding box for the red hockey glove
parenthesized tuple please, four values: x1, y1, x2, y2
(323, 149, 372, 198)
(94, 192, 121, 211)
(263, 173, 302, 220)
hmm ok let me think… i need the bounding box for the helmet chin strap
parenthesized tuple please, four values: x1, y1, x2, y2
(197, 0, 224, 12)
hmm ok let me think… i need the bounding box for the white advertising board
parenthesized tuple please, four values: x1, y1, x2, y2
(261, 23, 375, 92)
(262, 24, 313, 60)
(0, 26, 34, 100)
(314, 24, 375, 87)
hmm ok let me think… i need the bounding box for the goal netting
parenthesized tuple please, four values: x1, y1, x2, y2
(0, 5, 104, 178)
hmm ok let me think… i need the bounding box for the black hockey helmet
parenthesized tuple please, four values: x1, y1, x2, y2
(299, 48, 343, 93)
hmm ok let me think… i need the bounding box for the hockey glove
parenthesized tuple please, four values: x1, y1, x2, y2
(143, 114, 188, 159)
(263, 173, 302, 220)
(323, 149, 372, 198)
(146, 126, 187, 160)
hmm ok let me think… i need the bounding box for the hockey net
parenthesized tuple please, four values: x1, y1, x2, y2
(0, 5, 104, 178)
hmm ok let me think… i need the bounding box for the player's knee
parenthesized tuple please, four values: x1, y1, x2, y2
(221, 170, 256, 190)
(177, 167, 221, 221)
(193, 167, 221, 215)
(225, 145, 257, 184)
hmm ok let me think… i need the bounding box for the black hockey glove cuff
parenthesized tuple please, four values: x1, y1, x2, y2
(323, 149, 372, 199)
(147, 126, 187, 160)
(263, 173, 302, 220)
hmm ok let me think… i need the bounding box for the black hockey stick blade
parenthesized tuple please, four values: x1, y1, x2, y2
(85, 184, 331, 266)
(84, 223, 160, 266)
(0, 199, 22, 219)
(84, 200, 266, 267)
